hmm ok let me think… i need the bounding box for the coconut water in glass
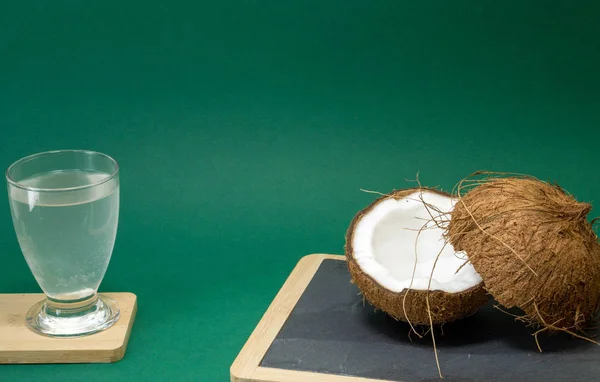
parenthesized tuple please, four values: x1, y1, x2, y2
(6, 150, 121, 337)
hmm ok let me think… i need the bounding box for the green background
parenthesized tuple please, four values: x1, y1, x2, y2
(1, 1, 599, 380)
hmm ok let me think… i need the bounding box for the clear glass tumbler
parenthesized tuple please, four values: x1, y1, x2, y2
(5, 150, 121, 337)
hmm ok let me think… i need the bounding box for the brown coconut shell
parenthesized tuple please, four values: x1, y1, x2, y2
(345, 188, 489, 325)
(447, 176, 600, 332)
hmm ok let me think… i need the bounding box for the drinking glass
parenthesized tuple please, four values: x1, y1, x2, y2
(5, 150, 121, 337)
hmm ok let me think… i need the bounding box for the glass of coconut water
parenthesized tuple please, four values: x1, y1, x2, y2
(5, 150, 120, 337)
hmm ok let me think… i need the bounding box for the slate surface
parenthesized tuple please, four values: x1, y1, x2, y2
(260, 259, 600, 381)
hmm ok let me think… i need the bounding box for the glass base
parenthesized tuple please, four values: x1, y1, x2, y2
(25, 293, 120, 338)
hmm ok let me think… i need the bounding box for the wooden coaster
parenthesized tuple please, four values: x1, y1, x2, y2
(0, 292, 137, 364)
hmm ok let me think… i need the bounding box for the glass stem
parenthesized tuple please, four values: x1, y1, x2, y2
(44, 293, 99, 318)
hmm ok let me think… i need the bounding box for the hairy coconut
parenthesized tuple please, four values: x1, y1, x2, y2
(345, 188, 489, 325)
(447, 175, 600, 332)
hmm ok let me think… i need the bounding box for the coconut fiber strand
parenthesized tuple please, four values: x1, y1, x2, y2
(447, 176, 600, 333)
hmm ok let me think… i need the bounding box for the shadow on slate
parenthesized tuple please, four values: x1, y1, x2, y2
(260, 259, 600, 382)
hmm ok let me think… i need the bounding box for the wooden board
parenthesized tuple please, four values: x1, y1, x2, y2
(0, 292, 137, 364)
(230, 254, 387, 382)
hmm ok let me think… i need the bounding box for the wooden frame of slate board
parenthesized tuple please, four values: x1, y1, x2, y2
(230, 253, 391, 382)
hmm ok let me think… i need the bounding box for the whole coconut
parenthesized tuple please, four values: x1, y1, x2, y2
(447, 175, 600, 333)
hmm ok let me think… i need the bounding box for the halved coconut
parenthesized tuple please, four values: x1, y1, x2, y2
(345, 188, 488, 325)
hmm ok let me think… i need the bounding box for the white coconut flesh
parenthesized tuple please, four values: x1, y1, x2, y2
(352, 190, 482, 293)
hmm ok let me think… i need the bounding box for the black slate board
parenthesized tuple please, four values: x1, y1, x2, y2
(260, 259, 600, 382)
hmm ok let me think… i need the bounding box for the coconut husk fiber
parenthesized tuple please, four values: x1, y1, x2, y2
(447, 173, 600, 334)
(346, 257, 488, 325)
